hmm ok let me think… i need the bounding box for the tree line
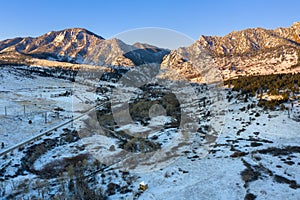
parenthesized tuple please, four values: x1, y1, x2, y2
(225, 73, 300, 109)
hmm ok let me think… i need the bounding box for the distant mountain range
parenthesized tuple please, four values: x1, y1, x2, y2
(1, 22, 300, 81)
(165, 22, 300, 81)
(0, 28, 169, 68)
(196, 21, 300, 79)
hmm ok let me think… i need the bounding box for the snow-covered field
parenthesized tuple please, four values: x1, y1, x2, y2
(0, 66, 299, 199)
(137, 101, 300, 200)
(0, 66, 97, 151)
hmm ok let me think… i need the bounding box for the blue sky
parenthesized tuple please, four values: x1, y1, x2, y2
(1, 0, 299, 44)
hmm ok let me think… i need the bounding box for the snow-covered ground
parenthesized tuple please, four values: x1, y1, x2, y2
(0, 66, 299, 199)
(0, 66, 97, 151)
(136, 100, 300, 200)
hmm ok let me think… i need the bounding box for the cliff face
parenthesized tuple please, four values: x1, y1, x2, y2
(197, 22, 300, 56)
(162, 22, 300, 81)
(0, 28, 169, 67)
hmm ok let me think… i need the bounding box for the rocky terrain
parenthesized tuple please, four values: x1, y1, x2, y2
(1, 23, 300, 82)
(0, 28, 169, 68)
(163, 22, 300, 80)
(199, 22, 300, 77)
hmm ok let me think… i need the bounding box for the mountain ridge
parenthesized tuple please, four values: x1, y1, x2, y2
(1, 23, 300, 81)
(197, 21, 300, 56)
(0, 28, 169, 67)
(161, 22, 300, 81)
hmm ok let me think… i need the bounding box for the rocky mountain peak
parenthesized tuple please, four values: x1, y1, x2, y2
(162, 22, 300, 81)
(291, 21, 300, 30)
(44, 28, 104, 41)
(197, 27, 293, 56)
(0, 28, 169, 67)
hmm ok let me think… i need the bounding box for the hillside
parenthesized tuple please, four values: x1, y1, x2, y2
(162, 22, 300, 81)
(0, 28, 169, 68)
(1, 23, 300, 81)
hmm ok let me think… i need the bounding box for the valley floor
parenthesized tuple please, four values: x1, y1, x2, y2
(0, 66, 299, 200)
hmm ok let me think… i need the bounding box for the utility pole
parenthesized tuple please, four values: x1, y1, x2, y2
(71, 115, 74, 128)
(23, 105, 26, 116)
(4, 106, 7, 116)
(45, 112, 47, 124)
